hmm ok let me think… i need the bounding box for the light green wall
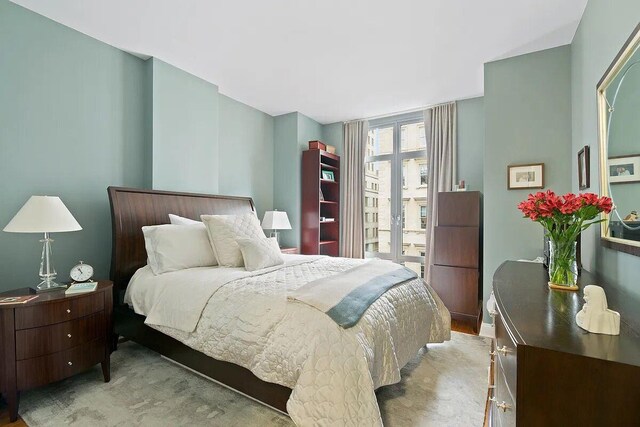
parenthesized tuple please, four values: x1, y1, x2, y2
(0, 0, 149, 291)
(571, 0, 640, 302)
(483, 46, 573, 309)
(219, 95, 275, 218)
(457, 97, 485, 192)
(273, 112, 323, 248)
(321, 122, 344, 159)
(0, 1, 279, 292)
(151, 58, 219, 194)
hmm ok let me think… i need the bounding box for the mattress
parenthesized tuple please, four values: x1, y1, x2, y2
(124, 255, 451, 426)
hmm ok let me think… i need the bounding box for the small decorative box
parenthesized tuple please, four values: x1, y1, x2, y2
(309, 140, 326, 150)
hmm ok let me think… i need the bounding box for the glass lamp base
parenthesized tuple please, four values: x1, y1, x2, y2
(36, 279, 67, 293)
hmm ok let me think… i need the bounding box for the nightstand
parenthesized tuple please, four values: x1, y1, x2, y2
(280, 247, 299, 254)
(0, 281, 113, 422)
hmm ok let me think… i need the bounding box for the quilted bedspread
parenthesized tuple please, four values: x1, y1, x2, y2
(127, 256, 451, 426)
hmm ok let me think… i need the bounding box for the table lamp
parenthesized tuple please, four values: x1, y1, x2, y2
(3, 196, 82, 292)
(261, 210, 291, 245)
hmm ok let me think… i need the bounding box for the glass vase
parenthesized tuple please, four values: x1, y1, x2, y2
(548, 239, 578, 290)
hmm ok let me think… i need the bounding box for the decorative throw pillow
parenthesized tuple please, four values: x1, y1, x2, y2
(201, 213, 267, 267)
(169, 214, 201, 225)
(142, 224, 217, 274)
(236, 237, 285, 271)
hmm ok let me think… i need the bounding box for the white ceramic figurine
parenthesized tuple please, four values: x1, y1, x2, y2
(575, 285, 620, 335)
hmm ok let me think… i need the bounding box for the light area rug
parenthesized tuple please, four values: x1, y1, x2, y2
(17, 332, 489, 427)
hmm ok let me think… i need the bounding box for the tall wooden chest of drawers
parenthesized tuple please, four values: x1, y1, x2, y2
(0, 281, 112, 422)
(431, 191, 482, 332)
(490, 262, 640, 426)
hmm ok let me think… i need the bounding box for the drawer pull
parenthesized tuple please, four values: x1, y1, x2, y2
(497, 345, 511, 356)
(490, 398, 512, 412)
(66, 309, 71, 314)
(67, 334, 72, 338)
(67, 361, 73, 366)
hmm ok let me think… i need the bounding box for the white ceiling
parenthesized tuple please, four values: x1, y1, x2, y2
(11, 0, 587, 124)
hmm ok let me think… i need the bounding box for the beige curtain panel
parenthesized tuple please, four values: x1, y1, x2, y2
(340, 120, 369, 258)
(424, 102, 457, 282)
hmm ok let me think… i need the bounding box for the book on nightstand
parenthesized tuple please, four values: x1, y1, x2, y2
(0, 295, 39, 305)
(65, 282, 98, 295)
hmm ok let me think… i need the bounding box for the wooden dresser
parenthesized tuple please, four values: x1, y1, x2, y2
(490, 262, 640, 426)
(0, 281, 112, 422)
(431, 191, 482, 332)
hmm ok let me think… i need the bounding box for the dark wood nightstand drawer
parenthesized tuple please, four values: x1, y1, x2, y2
(15, 292, 104, 330)
(15, 312, 105, 360)
(16, 338, 105, 390)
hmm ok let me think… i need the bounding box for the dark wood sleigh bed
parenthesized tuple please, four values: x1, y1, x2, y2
(107, 186, 292, 412)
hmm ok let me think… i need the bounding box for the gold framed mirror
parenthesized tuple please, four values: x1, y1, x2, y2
(598, 23, 640, 257)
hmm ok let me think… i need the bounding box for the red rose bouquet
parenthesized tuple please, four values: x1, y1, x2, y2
(518, 190, 613, 289)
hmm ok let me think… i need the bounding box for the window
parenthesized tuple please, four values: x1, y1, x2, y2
(420, 205, 427, 229)
(420, 163, 428, 185)
(402, 164, 407, 187)
(364, 116, 426, 275)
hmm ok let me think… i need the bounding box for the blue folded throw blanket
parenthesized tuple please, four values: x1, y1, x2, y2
(288, 259, 418, 328)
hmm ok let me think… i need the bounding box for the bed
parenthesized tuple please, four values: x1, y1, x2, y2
(108, 186, 451, 426)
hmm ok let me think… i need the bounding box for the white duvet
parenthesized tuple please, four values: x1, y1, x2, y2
(125, 255, 451, 426)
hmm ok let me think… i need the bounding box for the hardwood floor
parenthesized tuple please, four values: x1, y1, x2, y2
(451, 318, 479, 335)
(0, 409, 26, 427)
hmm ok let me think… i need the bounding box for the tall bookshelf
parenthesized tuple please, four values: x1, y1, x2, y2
(301, 149, 340, 256)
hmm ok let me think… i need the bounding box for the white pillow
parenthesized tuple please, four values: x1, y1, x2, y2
(142, 224, 217, 274)
(236, 237, 284, 271)
(169, 214, 201, 225)
(201, 213, 266, 267)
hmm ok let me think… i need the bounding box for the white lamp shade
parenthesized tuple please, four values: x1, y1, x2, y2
(261, 211, 291, 230)
(3, 196, 82, 233)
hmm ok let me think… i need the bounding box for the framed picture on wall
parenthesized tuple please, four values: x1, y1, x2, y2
(507, 163, 544, 190)
(609, 154, 640, 184)
(578, 146, 590, 190)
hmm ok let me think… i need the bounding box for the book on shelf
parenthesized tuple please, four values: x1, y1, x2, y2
(65, 281, 98, 295)
(0, 295, 39, 305)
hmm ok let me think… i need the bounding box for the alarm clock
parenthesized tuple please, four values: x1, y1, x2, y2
(70, 261, 94, 283)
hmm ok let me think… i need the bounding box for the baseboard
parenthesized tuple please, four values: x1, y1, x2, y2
(479, 322, 494, 339)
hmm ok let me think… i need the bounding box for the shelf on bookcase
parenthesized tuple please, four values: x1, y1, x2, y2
(319, 240, 338, 245)
(320, 179, 338, 184)
(320, 163, 338, 171)
(320, 200, 338, 205)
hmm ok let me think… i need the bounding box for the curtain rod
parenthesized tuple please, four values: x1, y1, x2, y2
(345, 94, 481, 123)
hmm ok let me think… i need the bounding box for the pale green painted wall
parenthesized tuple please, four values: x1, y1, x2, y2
(0, 1, 279, 292)
(321, 122, 344, 159)
(457, 97, 485, 192)
(483, 46, 573, 309)
(273, 112, 323, 248)
(571, 0, 640, 303)
(219, 94, 275, 218)
(151, 58, 219, 194)
(273, 113, 300, 248)
(0, 0, 149, 291)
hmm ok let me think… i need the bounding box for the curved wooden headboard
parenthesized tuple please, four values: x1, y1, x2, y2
(107, 186, 255, 297)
